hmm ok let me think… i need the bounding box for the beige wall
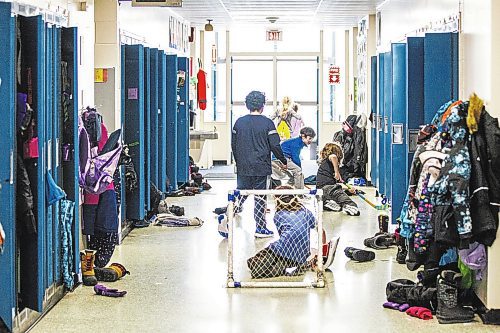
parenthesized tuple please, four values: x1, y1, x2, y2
(461, 0, 500, 309)
(94, 0, 120, 131)
(67, 2, 95, 110)
(378, 0, 459, 52)
(365, 15, 376, 181)
(118, 2, 188, 55)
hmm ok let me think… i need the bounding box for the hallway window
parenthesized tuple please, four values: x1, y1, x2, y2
(204, 31, 226, 122)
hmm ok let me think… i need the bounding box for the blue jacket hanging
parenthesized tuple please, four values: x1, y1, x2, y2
(46, 172, 66, 206)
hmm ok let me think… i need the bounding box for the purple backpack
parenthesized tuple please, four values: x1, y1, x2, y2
(78, 118, 122, 195)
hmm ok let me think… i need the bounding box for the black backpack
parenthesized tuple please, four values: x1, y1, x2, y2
(82, 107, 103, 147)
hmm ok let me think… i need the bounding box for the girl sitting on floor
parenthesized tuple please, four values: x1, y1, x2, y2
(317, 142, 360, 216)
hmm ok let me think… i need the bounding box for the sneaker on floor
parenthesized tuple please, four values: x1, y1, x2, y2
(322, 236, 340, 269)
(324, 200, 341, 212)
(344, 247, 375, 262)
(255, 227, 274, 238)
(342, 205, 360, 216)
(217, 214, 228, 238)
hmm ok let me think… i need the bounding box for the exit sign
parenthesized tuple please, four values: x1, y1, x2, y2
(266, 29, 282, 41)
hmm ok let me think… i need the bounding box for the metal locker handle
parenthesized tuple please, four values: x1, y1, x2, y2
(10, 150, 14, 184)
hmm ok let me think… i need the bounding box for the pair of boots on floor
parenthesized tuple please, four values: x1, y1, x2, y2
(386, 270, 475, 324)
(80, 249, 130, 286)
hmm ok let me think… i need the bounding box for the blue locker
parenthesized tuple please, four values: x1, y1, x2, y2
(120, 45, 127, 223)
(370, 56, 377, 186)
(45, 24, 54, 288)
(424, 33, 459, 123)
(406, 37, 425, 176)
(52, 26, 62, 285)
(177, 57, 189, 184)
(376, 53, 385, 194)
(124, 45, 146, 220)
(383, 52, 392, 200)
(0, 3, 17, 330)
(22, 14, 47, 312)
(61, 27, 80, 277)
(391, 43, 407, 224)
(150, 49, 159, 189)
(143, 48, 151, 211)
(166, 55, 178, 191)
(158, 52, 167, 193)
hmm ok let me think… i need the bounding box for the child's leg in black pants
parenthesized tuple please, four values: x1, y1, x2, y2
(323, 185, 359, 215)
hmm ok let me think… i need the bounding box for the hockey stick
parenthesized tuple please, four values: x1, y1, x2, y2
(343, 182, 389, 211)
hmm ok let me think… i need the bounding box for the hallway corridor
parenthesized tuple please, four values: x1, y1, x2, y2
(31, 180, 495, 332)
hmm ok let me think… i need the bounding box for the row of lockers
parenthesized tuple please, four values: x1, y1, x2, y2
(121, 44, 190, 222)
(0, 2, 80, 331)
(0, 2, 191, 331)
(370, 32, 459, 223)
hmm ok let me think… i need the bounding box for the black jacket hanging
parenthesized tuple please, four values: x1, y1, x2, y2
(16, 153, 36, 234)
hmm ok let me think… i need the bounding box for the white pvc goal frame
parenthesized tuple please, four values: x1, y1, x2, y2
(226, 188, 324, 288)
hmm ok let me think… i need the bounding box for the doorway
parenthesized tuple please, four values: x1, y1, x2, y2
(230, 54, 319, 160)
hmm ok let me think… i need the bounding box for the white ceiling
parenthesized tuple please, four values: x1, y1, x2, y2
(168, 0, 385, 28)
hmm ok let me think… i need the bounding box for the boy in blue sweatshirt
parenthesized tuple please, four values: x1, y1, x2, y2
(271, 127, 316, 189)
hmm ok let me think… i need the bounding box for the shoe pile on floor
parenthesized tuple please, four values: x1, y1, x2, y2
(380, 214, 478, 323)
(80, 250, 128, 298)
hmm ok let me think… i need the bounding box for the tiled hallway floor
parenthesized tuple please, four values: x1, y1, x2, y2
(31, 179, 496, 332)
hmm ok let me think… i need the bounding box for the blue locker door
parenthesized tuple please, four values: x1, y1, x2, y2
(383, 52, 392, 199)
(177, 57, 189, 184)
(61, 27, 79, 274)
(124, 45, 145, 220)
(391, 43, 407, 224)
(376, 53, 385, 194)
(52, 26, 62, 284)
(149, 49, 159, 189)
(424, 33, 459, 123)
(45, 24, 54, 288)
(22, 14, 47, 312)
(120, 45, 126, 222)
(370, 56, 377, 186)
(406, 37, 425, 177)
(166, 55, 178, 191)
(143, 48, 151, 211)
(0, 3, 17, 330)
(158, 52, 167, 193)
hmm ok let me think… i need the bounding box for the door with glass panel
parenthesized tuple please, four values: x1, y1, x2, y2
(231, 55, 318, 160)
(230, 56, 274, 128)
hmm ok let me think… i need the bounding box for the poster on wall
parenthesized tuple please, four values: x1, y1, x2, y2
(169, 16, 190, 52)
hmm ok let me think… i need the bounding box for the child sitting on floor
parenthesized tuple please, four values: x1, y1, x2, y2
(247, 185, 339, 279)
(317, 142, 360, 216)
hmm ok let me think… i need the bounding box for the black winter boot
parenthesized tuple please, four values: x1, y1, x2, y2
(378, 214, 389, 234)
(417, 267, 440, 287)
(395, 228, 407, 264)
(436, 270, 475, 324)
(95, 263, 130, 282)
